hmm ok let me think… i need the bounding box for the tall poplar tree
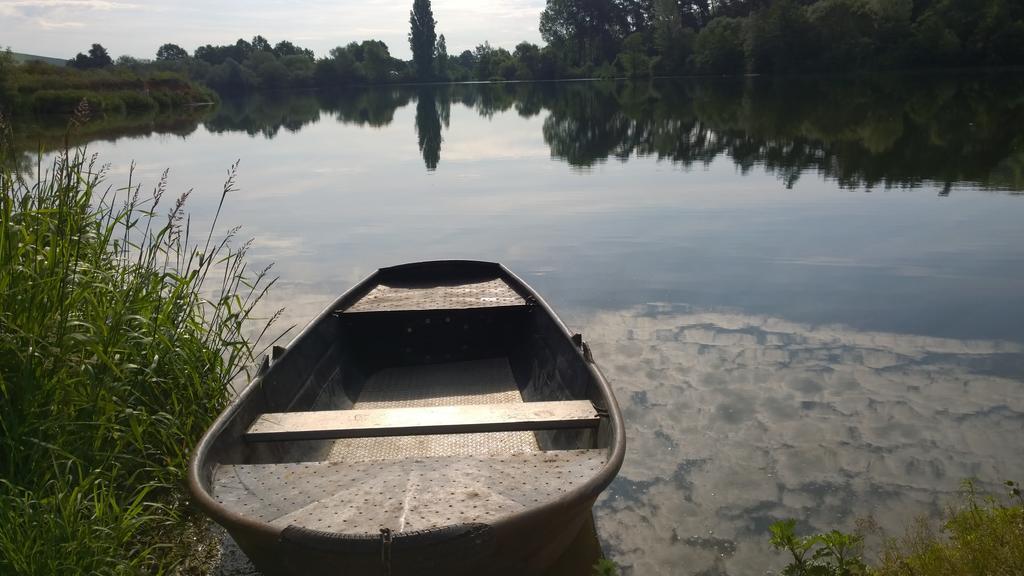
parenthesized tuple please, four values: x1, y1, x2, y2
(436, 34, 449, 79)
(409, 0, 437, 80)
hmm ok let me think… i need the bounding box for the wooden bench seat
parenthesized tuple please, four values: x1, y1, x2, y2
(245, 400, 600, 442)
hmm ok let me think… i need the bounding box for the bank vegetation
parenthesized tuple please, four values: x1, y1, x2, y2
(5, 0, 1021, 110)
(0, 118, 278, 573)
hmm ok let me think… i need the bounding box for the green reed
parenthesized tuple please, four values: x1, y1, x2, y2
(0, 115, 280, 574)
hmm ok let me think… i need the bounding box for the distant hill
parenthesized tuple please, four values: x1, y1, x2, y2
(10, 52, 67, 67)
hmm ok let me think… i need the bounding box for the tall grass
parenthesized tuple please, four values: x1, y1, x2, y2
(0, 114, 280, 574)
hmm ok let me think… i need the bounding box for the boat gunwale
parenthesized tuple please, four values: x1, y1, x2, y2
(186, 260, 626, 545)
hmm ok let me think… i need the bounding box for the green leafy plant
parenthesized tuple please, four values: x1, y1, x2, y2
(874, 480, 1024, 576)
(770, 480, 1024, 576)
(769, 519, 867, 576)
(593, 557, 620, 576)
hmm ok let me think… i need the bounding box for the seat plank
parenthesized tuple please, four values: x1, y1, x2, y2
(246, 400, 599, 442)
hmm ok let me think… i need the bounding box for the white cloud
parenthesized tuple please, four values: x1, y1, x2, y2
(1, 0, 139, 9)
(34, 17, 85, 28)
(583, 305, 1024, 574)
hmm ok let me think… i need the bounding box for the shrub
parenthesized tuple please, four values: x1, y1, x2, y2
(692, 17, 747, 74)
(769, 480, 1024, 576)
(874, 481, 1024, 576)
(118, 90, 159, 113)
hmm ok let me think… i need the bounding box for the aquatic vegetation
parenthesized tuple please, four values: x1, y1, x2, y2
(593, 557, 621, 575)
(0, 119, 280, 573)
(769, 519, 868, 576)
(874, 480, 1024, 576)
(769, 480, 1024, 576)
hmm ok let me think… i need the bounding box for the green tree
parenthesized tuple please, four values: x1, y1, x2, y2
(409, 0, 437, 79)
(909, 12, 961, 65)
(69, 43, 113, 69)
(869, 0, 913, 67)
(681, 0, 713, 28)
(196, 42, 242, 65)
(540, 0, 624, 66)
(0, 49, 16, 111)
(473, 43, 515, 80)
(654, 0, 693, 74)
(156, 43, 189, 61)
(514, 42, 542, 79)
(691, 17, 746, 73)
(279, 54, 315, 86)
(273, 40, 314, 60)
(245, 51, 289, 88)
(620, 0, 655, 33)
(313, 40, 400, 85)
(233, 38, 254, 61)
(68, 53, 90, 68)
(436, 34, 449, 79)
(316, 46, 359, 85)
(361, 40, 394, 82)
(805, 0, 878, 70)
(615, 32, 652, 77)
(712, 0, 771, 19)
(745, 0, 813, 73)
(88, 43, 113, 67)
(251, 35, 272, 53)
(457, 50, 476, 69)
(115, 55, 143, 67)
(204, 58, 257, 91)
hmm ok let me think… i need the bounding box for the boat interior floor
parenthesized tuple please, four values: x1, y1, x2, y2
(329, 358, 540, 460)
(212, 449, 607, 533)
(211, 357, 608, 534)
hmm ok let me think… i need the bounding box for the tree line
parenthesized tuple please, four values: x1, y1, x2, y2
(539, 0, 1024, 76)
(4, 0, 1023, 121)
(42, 0, 1024, 97)
(0, 48, 215, 120)
(7, 74, 1024, 190)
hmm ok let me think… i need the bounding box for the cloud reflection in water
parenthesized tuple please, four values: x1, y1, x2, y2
(584, 304, 1024, 575)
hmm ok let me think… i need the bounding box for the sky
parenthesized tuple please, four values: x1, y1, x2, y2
(0, 0, 546, 61)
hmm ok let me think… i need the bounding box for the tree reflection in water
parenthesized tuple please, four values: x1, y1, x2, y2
(538, 76, 1024, 191)
(8, 75, 1024, 193)
(415, 87, 442, 171)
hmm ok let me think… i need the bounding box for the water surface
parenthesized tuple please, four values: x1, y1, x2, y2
(12, 75, 1024, 574)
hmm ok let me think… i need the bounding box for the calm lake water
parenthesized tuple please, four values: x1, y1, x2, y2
(13, 75, 1024, 574)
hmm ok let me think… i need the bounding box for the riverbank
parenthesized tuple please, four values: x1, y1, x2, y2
(0, 123, 274, 573)
(0, 51, 217, 120)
